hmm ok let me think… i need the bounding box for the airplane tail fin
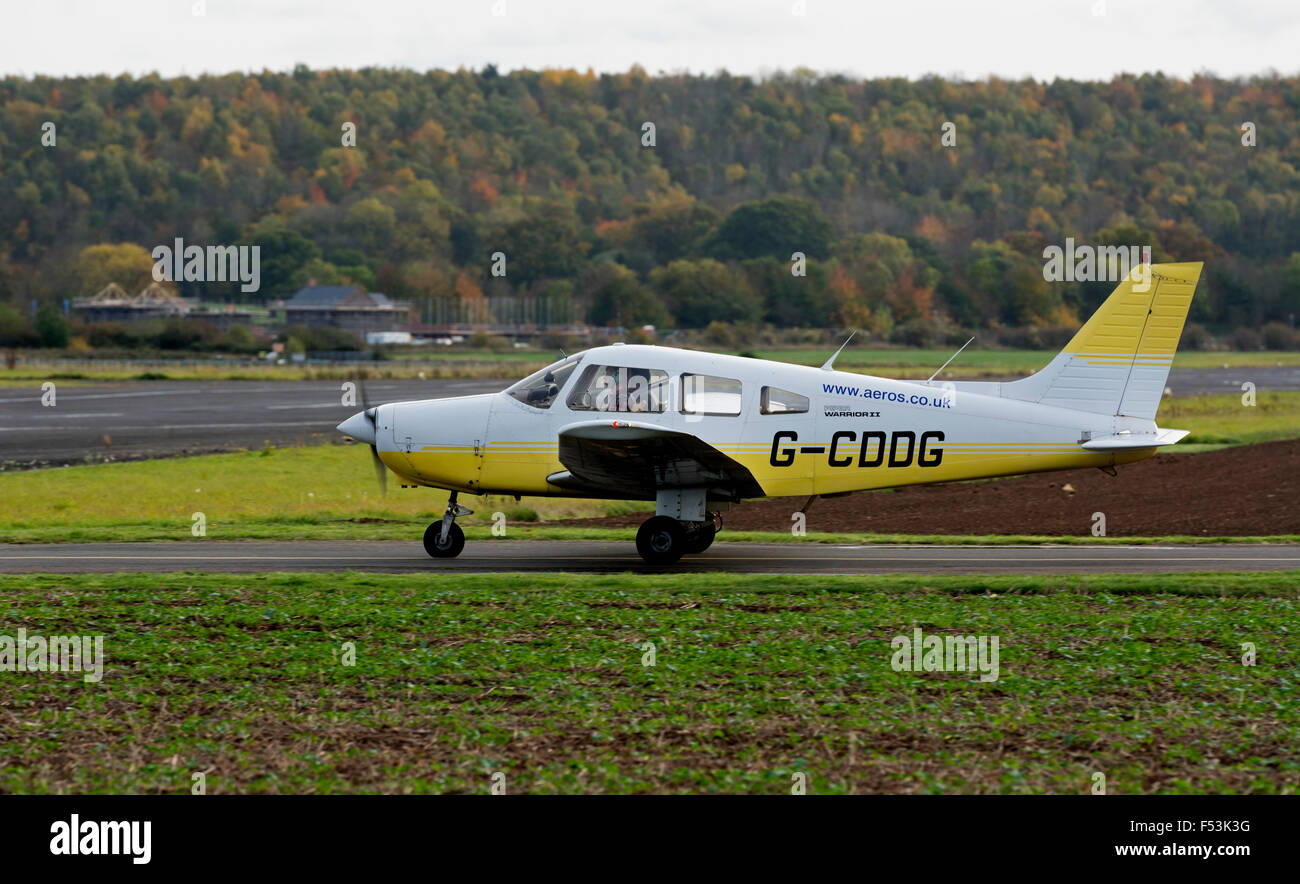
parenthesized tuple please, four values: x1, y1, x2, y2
(1000, 262, 1203, 420)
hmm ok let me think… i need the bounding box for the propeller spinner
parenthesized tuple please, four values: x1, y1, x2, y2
(337, 385, 387, 495)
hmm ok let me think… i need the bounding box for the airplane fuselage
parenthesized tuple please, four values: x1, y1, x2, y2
(365, 344, 1158, 500)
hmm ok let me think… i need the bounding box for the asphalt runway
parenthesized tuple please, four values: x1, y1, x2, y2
(1, 540, 1296, 575)
(1, 365, 1295, 467)
(0, 378, 507, 466)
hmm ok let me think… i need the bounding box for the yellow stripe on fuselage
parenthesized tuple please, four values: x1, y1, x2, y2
(389, 439, 1157, 498)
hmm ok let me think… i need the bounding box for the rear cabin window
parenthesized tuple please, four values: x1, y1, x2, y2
(567, 364, 669, 413)
(681, 374, 743, 416)
(760, 386, 809, 414)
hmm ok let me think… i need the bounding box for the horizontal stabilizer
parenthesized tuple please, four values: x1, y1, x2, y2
(1081, 428, 1189, 450)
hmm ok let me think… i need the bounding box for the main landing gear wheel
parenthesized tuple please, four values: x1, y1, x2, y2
(424, 491, 471, 559)
(683, 514, 721, 554)
(636, 516, 686, 565)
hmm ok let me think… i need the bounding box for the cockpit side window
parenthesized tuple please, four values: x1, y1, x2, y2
(567, 364, 669, 413)
(504, 354, 584, 409)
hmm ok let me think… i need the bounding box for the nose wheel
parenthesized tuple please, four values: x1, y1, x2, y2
(424, 492, 471, 558)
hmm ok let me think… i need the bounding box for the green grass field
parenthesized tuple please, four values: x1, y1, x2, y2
(0, 443, 634, 543)
(2, 391, 1296, 544)
(746, 347, 1300, 377)
(1157, 392, 1300, 449)
(1, 571, 1295, 794)
(6, 348, 1299, 383)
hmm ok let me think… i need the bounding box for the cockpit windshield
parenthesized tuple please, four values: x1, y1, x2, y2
(504, 352, 585, 409)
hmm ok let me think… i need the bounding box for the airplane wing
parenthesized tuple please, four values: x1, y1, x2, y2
(548, 419, 764, 500)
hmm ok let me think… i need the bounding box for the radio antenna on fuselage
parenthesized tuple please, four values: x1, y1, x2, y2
(927, 336, 975, 383)
(820, 331, 857, 371)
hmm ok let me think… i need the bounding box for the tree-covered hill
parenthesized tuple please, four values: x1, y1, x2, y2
(1, 65, 1298, 344)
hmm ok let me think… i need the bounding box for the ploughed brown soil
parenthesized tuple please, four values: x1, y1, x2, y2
(555, 438, 1300, 537)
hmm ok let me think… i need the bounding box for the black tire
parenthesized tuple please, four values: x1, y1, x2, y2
(636, 516, 686, 565)
(423, 521, 465, 558)
(683, 523, 717, 554)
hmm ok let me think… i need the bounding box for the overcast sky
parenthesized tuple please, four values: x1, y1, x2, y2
(3, 0, 1297, 82)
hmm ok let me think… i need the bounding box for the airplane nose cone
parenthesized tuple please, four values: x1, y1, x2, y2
(337, 409, 376, 445)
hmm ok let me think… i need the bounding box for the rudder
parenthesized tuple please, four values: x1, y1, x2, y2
(1001, 262, 1202, 420)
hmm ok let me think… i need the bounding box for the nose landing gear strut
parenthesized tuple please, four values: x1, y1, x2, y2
(423, 491, 472, 558)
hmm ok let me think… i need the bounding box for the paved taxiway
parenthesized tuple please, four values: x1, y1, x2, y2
(1, 541, 1296, 575)
(2, 366, 1296, 466)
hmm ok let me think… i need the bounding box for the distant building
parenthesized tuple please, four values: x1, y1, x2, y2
(72, 283, 190, 322)
(282, 285, 413, 339)
(72, 283, 255, 331)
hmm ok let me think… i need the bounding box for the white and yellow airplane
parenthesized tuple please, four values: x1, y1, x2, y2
(338, 262, 1201, 564)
